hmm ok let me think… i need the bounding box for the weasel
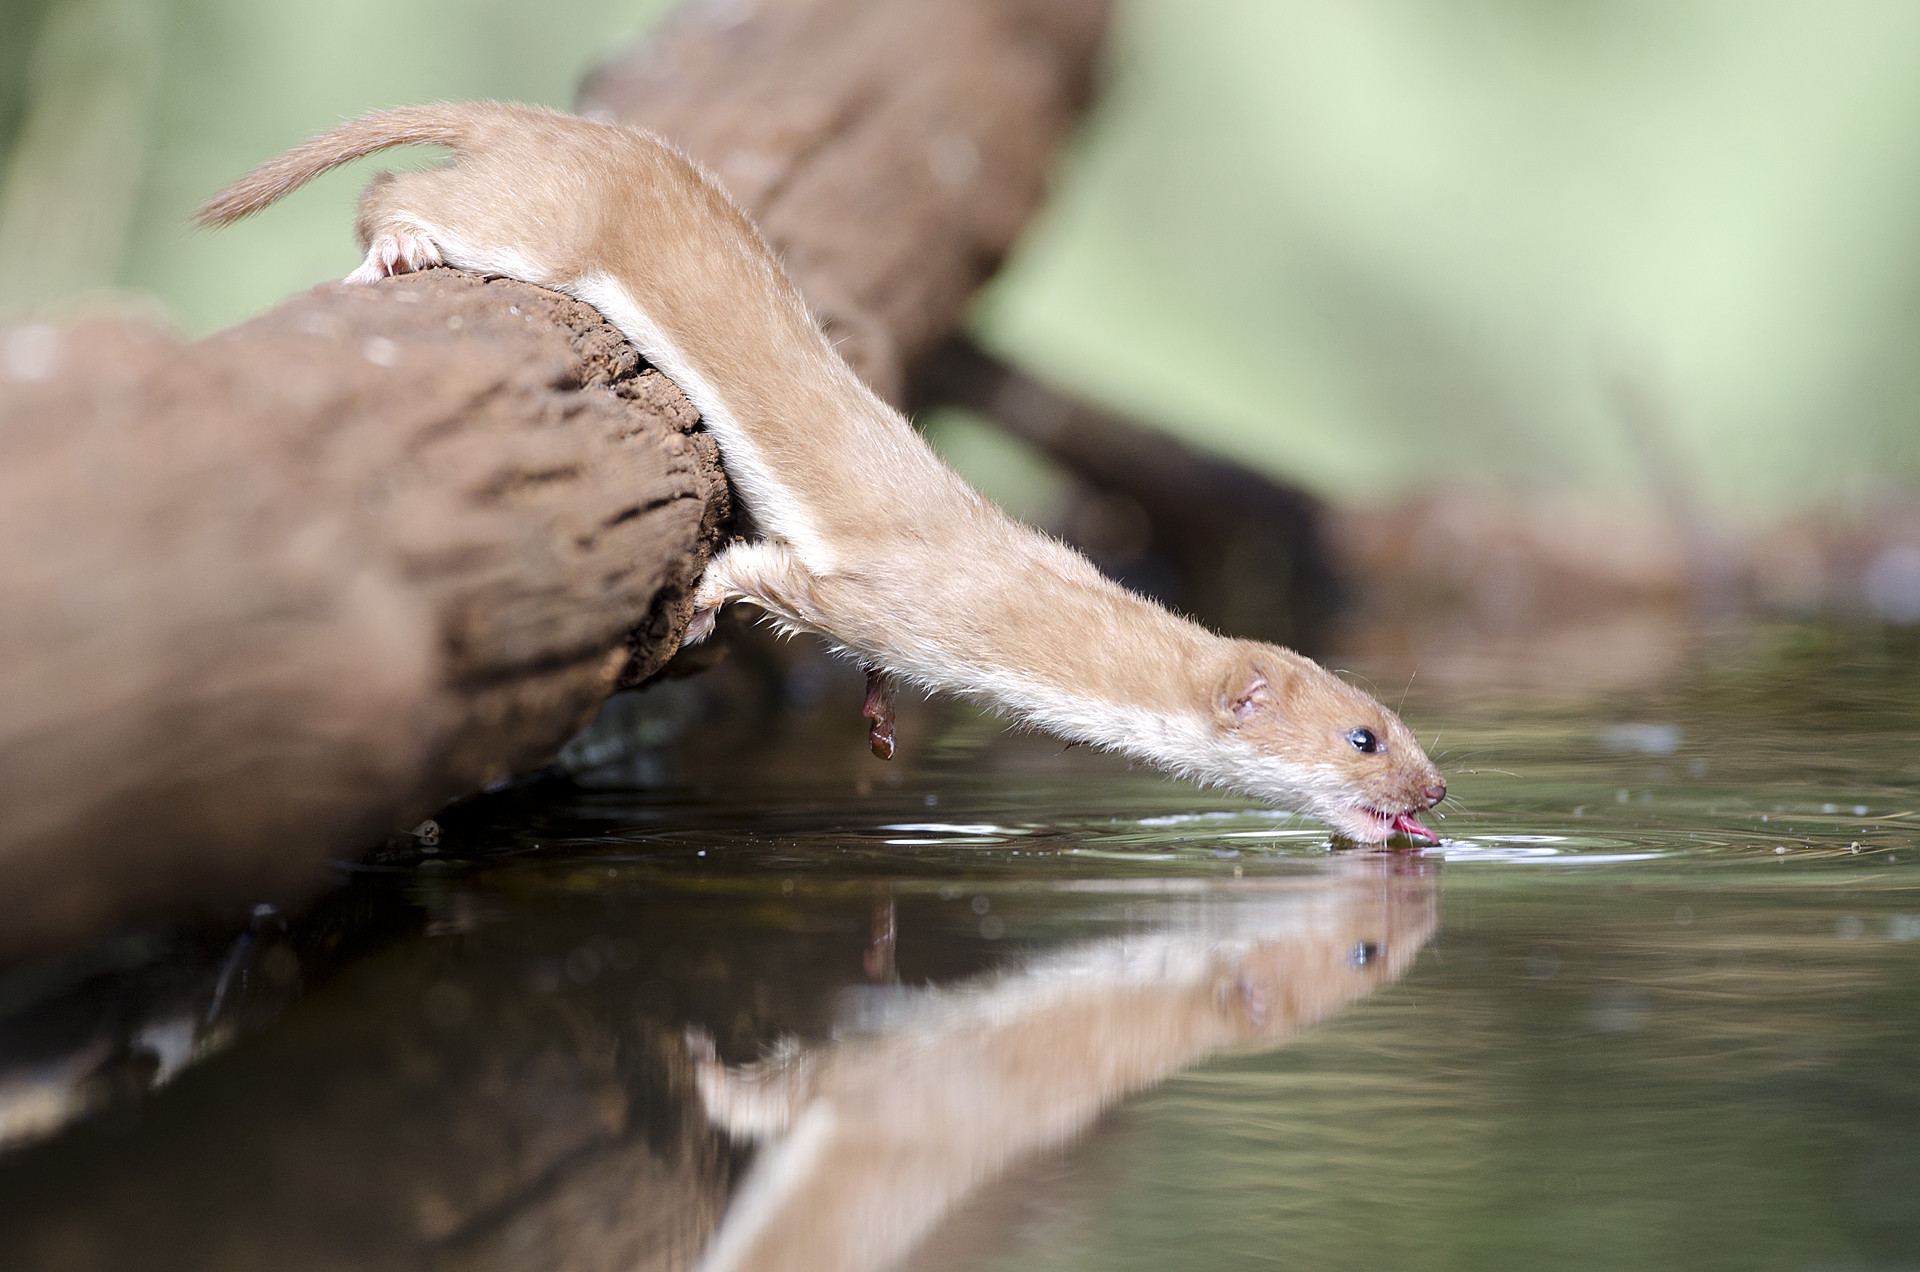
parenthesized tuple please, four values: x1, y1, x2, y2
(198, 102, 1447, 844)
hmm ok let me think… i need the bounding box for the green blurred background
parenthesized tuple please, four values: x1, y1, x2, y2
(6, 0, 1920, 520)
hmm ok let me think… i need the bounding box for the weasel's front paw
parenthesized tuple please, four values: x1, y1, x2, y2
(680, 540, 813, 649)
(681, 574, 727, 647)
(345, 229, 443, 284)
(682, 604, 718, 647)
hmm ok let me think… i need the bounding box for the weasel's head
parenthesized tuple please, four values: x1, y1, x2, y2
(1212, 644, 1446, 846)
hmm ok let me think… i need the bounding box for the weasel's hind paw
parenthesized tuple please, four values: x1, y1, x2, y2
(345, 229, 443, 284)
(863, 667, 897, 761)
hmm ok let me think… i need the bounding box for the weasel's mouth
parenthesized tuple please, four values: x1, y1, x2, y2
(1340, 805, 1439, 846)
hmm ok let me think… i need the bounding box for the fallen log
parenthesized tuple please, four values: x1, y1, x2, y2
(0, 0, 1112, 959)
(0, 279, 725, 961)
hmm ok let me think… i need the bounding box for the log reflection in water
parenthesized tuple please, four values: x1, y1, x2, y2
(688, 856, 1437, 1272)
(0, 856, 1433, 1272)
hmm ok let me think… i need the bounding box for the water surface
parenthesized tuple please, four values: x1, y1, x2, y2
(1, 621, 1916, 1271)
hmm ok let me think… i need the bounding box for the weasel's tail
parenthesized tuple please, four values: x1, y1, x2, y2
(194, 103, 483, 228)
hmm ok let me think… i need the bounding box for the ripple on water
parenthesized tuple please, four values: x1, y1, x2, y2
(1427, 834, 1662, 864)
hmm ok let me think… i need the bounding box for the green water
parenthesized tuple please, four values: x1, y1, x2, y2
(0, 622, 1917, 1271)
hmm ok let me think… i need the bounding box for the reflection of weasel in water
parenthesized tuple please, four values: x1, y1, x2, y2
(686, 861, 1438, 1272)
(200, 102, 1447, 843)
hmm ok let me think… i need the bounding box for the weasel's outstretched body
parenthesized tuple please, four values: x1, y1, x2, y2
(200, 102, 1447, 843)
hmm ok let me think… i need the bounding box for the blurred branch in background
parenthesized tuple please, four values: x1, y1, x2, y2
(915, 335, 1339, 650)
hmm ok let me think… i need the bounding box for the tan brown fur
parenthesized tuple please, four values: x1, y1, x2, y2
(198, 101, 1446, 842)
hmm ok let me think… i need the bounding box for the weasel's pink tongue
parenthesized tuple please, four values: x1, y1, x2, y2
(1391, 812, 1437, 844)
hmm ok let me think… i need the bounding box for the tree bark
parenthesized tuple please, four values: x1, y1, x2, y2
(0, 0, 1112, 960)
(0, 279, 726, 960)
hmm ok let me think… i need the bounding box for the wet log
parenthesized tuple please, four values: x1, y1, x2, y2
(0, 0, 1112, 960)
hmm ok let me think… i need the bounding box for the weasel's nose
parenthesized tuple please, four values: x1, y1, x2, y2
(1421, 781, 1447, 808)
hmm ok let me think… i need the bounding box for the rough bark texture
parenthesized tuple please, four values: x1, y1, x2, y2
(0, 0, 1112, 960)
(0, 278, 725, 960)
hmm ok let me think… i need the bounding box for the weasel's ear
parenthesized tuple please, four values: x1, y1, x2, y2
(1217, 660, 1278, 726)
(1217, 653, 1300, 728)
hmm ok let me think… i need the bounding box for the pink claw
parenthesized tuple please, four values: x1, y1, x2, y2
(344, 229, 442, 284)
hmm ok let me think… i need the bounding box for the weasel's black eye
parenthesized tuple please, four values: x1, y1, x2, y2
(1351, 941, 1381, 968)
(1345, 727, 1381, 754)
